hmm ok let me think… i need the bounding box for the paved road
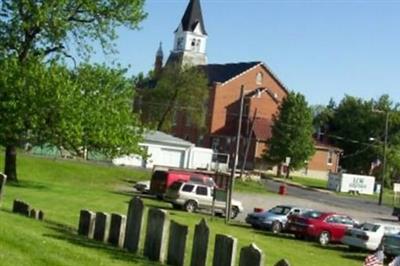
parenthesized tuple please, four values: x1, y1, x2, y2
(233, 179, 397, 224)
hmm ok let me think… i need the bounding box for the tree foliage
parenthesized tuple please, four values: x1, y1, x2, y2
(0, 0, 147, 181)
(321, 95, 400, 185)
(264, 92, 315, 175)
(137, 65, 209, 132)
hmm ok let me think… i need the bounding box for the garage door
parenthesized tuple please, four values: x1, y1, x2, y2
(160, 148, 184, 168)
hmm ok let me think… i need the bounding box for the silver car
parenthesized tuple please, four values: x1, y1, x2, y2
(246, 205, 309, 234)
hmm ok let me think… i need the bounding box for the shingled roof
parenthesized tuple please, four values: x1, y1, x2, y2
(200, 62, 261, 84)
(178, 0, 207, 35)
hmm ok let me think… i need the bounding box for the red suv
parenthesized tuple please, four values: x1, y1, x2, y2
(287, 210, 356, 245)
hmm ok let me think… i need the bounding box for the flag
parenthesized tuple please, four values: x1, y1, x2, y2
(369, 159, 382, 175)
(364, 250, 384, 266)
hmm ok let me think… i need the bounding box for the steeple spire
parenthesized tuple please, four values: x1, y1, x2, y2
(154, 42, 163, 76)
(167, 0, 208, 67)
(179, 0, 207, 35)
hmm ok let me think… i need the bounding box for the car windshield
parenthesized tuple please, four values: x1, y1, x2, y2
(303, 211, 323, 219)
(360, 223, 380, 232)
(269, 206, 291, 215)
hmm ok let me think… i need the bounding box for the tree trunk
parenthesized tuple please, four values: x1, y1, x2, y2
(277, 163, 282, 178)
(286, 168, 290, 179)
(4, 145, 17, 182)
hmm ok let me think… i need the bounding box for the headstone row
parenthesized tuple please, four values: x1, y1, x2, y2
(78, 209, 126, 248)
(12, 199, 44, 221)
(78, 196, 290, 266)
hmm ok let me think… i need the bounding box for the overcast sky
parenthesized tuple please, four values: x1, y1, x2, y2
(84, 0, 400, 106)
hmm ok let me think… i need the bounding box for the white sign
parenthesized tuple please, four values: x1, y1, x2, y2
(328, 173, 375, 195)
(394, 183, 400, 193)
(285, 157, 291, 166)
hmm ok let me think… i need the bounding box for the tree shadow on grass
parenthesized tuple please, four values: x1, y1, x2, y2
(43, 220, 162, 265)
(7, 180, 48, 190)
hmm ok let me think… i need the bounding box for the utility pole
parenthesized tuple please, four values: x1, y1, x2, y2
(225, 85, 244, 223)
(378, 111, 389, 206)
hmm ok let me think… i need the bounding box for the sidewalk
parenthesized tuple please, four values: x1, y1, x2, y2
(270, 177, 335, 195)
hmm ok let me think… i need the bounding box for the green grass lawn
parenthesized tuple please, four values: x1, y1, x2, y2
(0, 153, 367, 265)
(274, 175, 328, 190)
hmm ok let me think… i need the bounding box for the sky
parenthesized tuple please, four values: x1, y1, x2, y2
(87, 0, 400, 105)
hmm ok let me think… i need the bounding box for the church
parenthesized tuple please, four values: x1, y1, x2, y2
(150, 0, 341, 178)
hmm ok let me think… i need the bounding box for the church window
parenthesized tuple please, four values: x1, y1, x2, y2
(177, 37, 184, 50)
(196, 39, 201, 52)
(256, 72, 263, 85)
(191, 39, 196, 50)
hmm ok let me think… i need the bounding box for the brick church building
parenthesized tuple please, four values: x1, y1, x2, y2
(151, 0, 341, 178)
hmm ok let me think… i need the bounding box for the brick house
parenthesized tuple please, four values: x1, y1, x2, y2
(149, 0, 341, 178)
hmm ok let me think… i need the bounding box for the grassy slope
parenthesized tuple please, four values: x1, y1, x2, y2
(0, 153, 366, 266)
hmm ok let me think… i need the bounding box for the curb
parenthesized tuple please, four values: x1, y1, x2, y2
(270, 178, 335, 195)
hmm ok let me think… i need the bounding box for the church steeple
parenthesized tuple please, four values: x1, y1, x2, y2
(167, 0, 208, 67)
(179, 0, 207, 35)
(154, 42, 163, 77)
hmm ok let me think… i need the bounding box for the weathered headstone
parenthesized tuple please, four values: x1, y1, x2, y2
(94, 212, 110, 242)
(275, 259, 291, 266)
(212, 234, 237, 266)
(108, 213, 126, 248)
(239, 243, 264, 266)
(78, 210, 96, 238)
(144, 208, 169, 263)
(0, 173, 6, 206)
(38, 210, 45, 221)
(30, 209, 39, 219)
(190, 219, 210, 266)
(124, 197, 144, 252)
(167, 221, 188, 266)
(12, 199, 30, 216)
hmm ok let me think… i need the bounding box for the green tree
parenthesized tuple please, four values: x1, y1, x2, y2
(264, 92, 315, 178)
(0, 0, 146, 181)
(137, 65, 209, 132)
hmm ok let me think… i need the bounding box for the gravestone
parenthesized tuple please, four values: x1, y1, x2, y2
(144, 208, 169, 263)
(78, 210, 96, 238)
(94, 212, 110, 242)
(167, 221, 188, 266)
(124, 197, 144, 252)
(0, 173, 6, 206)
(30, 209, 39, 219)
(190, 219, 210, 266)
(12, 199, 30, 216)
(108, 213, 126, 248)
(212, 234, 237, 266)
(38, 210, 45, 221)
(239, 243, 264, 266)
(275, 259, 291, 266)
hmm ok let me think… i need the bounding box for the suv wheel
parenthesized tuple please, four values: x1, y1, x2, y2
(319, 231, 330, 246)
(184, 200, 197, 213)
(271, 221, 282, 234)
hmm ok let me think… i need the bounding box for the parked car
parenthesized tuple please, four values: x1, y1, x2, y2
(287, 210, 357, 245)
(383, 233, 400, 258)
(150, 169, 216, 198)
(342, 222, 400, 251)
(245, 205, 310, 234)
(164, 181, 243, 218)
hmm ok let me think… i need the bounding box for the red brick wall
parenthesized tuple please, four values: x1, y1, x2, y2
(307, 148, 340, 172)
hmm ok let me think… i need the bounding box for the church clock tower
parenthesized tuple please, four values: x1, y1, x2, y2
(166, 0, 208, 67)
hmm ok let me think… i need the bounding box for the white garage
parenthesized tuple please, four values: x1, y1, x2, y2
(112, 131, 193, 169)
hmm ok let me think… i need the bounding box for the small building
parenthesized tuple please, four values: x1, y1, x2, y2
(112, 131, 214, 170)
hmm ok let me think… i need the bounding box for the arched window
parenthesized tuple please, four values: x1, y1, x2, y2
(256, 72, 263, 85)
(191, 39, 196, 50)
(196, 39, 201, 52)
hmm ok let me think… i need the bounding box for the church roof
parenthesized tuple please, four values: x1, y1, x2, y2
(200, 62, 261, 84)
(179, 0, 207, 35)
